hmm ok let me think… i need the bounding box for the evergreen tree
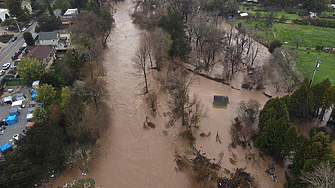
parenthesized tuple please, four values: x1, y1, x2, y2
(86, 0, 100, 16)
(46, 0, 55, 16)
(255, 98, 290, 157)
(291, 132, 335, 176)
(158, 9, 191, 60)
(23, 31, 34, 46)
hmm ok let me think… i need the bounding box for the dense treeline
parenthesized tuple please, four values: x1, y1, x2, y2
(0, 2, 114, 187)
(254, 77, 335, 187)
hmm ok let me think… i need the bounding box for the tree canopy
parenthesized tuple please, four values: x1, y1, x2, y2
(158, 9, 191, 60)
(35, 15, 62, 33)
(54, 0, 71, 14)
(17, 58, 45, 84)
(23, 31, 34, 46)
(36, 84, 57, 107)
(5, 0, 24, 19)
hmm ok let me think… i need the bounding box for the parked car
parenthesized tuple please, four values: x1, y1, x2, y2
(21, 27, 27, 32)
(2, 63, 10, 70)
(0, 70, 5, 76)
(11, 55, 17, 60)
(19, 47, 25, 51)
(22, 43, 27, 47)
(15, 50, 22, 56)
(11, 36, 17, 42)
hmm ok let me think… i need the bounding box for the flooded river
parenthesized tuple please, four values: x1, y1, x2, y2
(52, 0, 287, 187)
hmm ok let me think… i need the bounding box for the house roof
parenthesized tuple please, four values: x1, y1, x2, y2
(39, 31, 58, 41)
(213, 95, 229, 103)
(64, 8, 78, 16)
(25, 45, 53, 61)
(21, 1, 30, 6)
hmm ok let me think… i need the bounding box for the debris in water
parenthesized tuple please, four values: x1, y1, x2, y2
(216, 132, 222, 144)
(143, 116, 155, 129)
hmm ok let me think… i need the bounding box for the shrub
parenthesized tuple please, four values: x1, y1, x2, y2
(292, 19, 309, 25)
(268, 39, 282, 53)
(279, 15, 287, 23)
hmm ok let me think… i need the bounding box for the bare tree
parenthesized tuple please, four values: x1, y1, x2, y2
(190, 27, 225, 70)
(248, 45, 259, 67)
(224, 43, 243, 77)
(187, 13, 210, 47)
(300, 161, 335, 188)
(133, 39, 150, 93)
(166, 68, 205, 128)
(294, 35, 302, 49)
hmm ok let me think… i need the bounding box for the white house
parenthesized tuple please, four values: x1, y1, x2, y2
(36, 31, 60, 48)
(0, 8, 10, 22)
(21, 1, 32, 14)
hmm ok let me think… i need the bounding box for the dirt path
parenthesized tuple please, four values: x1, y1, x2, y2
(51, 1, 287, 187)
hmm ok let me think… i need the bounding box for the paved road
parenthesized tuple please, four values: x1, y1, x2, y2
(0, 22, 38, 71)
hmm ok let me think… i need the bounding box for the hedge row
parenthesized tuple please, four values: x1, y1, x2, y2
(292, 18, 335, 28)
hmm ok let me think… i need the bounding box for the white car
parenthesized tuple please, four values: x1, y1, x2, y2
(0, 70, 5, 76)
(22, 43, 27, 47)
(13, 134, 19, 141)
(21, 27, 27, 32)
(2, 63, 10, 70)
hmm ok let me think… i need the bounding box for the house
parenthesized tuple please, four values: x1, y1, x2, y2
(240, 12, 249, 18)
(213, 95, 229, 106)
(247, 0, 258, 3)
(61, 8, 78, 24)
(25, 45, 54, 63)
(21, 1, 32, 14)
(310, 12, 317, 18)
(36, 31, 59, 47)
(0, 9, 10, 22)
(63, 8, 78, 19)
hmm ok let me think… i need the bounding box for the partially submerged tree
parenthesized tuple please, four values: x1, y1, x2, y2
(300, 161, 335, 188)
(133, 38, 150, 93)
(165, 68, 205, 128)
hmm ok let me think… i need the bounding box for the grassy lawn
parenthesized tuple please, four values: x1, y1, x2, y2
(230, 15, 335, 85)
(275, 23, 335, 49)
(231, 20, 335, 49)
(296, 51, 335, 85)
(7, 81, 27, 86)
(0, 35, 14, 43)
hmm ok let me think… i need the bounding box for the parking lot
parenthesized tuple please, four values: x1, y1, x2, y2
(0, 85, 30, 147)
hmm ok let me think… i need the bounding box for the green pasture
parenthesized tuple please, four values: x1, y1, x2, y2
(296, 51, 335, 85)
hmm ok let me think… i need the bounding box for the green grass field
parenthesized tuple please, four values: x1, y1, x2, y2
(296, 51, 335, 85)
(230, 15, 335, 85)
(275, 23, 335, 49)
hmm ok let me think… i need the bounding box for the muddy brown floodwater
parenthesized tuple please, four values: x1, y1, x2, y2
(52, 0, 288, 187)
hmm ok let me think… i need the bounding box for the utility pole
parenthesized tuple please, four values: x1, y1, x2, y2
(14, 17, 20, 32)
(310, 58, 321, 86)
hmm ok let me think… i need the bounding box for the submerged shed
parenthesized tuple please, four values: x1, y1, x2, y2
(213, 95, 229, 106)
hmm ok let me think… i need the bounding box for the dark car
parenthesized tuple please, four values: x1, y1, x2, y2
(19, 47, 25, 51)
(11, 55, 17, 60)
(11, 36, 17, 42)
